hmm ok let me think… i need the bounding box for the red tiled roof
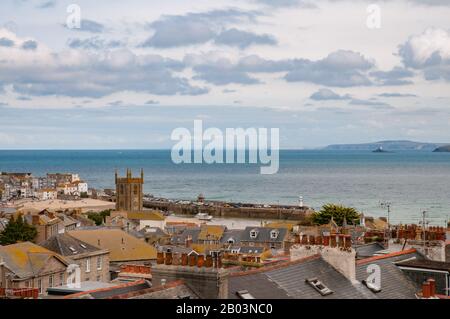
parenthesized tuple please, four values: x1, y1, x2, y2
(356, 248, 417, 265)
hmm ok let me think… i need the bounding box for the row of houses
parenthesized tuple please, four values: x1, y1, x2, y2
(0, 172, 88, 201)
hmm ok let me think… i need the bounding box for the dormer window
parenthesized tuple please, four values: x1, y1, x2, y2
(227, 238, 235, 244)
(250, 229, 258, 239)
(270, 230, 279, 239)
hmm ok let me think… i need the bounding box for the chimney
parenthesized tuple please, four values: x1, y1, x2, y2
(32, 215, 40, 225)
(185, 235, 193, 248)
(427, 278, 436, 298)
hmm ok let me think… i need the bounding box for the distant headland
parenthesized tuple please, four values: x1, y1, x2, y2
(433, 145, 450, 152)
(323, 140, 449, 152)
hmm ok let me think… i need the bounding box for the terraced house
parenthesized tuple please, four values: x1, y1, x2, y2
(0, 242, 69, 296)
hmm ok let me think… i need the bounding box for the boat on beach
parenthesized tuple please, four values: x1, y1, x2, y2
(195, 212, 213, 221)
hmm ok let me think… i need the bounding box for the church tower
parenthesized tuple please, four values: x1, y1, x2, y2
(115, 169, 144, 212)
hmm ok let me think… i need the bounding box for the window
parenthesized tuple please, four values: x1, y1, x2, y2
(270, 230, 279, 239)
(250, 229, 258, 239)
(86, 258, 91, 273)
(97, 256, 102, 270)
(49, 275, 54, 288)
(227, 238, 235, 244)
(96, 275, 101, 282)
(305, 278, 333, 296)
(60, 273, 65, 286)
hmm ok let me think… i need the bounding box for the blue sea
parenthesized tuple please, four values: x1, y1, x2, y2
(1, 150, 449, 225)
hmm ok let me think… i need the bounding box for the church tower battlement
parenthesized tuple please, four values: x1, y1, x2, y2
(115, 168, 144, 212)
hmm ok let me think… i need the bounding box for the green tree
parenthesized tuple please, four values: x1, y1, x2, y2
(87, 209, 111, 226)
(0, 215, 38, 245)
(312, 204, 360, 226)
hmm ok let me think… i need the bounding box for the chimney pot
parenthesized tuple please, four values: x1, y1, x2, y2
(427, 278, 436, 297)
(157, 252, 164, 265)
(189, 254, 197, 267)
(422, 281, 431, 299)
(181, 253, 188, 266)
(205, 255, 213, 267)
(165, 252, 173, 265)
(197, 255, 205, 268)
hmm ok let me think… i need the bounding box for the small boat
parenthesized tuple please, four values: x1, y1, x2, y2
(195, 212, 213, 221)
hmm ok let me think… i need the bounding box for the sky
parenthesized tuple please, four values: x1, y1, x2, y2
(0, 0, 450, 149)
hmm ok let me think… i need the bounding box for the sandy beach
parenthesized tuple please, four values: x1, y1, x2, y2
(15, 198, 115, 212)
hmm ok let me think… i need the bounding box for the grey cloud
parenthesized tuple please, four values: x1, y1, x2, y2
(399, 28, 450, 82)
(349, 98, 393, 109)
(68, 37, 124, 50)
(141, 9, 257, 48)
(378, 93, 417, 98)
(193, 64, 260, 85)
(370, 67, 415, 86)
(215, 28, 277, 48)
(285, 50, 374, 87)
(186, 50, 377, 87)
(37, 0, 55, 9)
(256, 0, 316, 8)
(66, 19, 105, 33)
(310, 88, 351, 100)
(0, 37, 15, 47)
(22, 40, 38, 50)
(1, 49, 207, 98)
(145, 100, 159, 105)
(17, 96, 32, 101)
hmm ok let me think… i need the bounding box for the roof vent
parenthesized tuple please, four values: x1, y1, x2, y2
(305, 278, 333, 296)
(236, 290, 255, 299)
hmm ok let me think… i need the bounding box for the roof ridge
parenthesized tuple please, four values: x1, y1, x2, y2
(356, 248, 417, 265)
(108, 280, 186, 299)
(229, 254, 321, 277)
(64, 279, 147, 299)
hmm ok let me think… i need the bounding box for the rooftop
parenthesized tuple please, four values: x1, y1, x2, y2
(0, 242, 70, 279)
(68, 228, 157, 262)
(40, 233, 106, 257)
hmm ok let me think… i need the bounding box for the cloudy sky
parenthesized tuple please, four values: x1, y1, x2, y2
(1, 0, 450, 149)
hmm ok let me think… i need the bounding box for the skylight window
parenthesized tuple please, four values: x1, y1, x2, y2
(270, 230, 279, 239)
(80, 244, 87, 249)
(69, 246, 78, 254)
(236, 290, 255, 299)
(305, 278, 333, 296)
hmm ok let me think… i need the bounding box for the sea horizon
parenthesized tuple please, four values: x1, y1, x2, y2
(1, 149, 449, 226)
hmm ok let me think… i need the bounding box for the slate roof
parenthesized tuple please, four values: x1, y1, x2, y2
(220, 229, 244, 244)
(354, 242, 386, 258)
(0, 242, 70, 279)
(40, 233, 105, 257)
(229, 255, 371, 299)
(356, 250, 423, 299)
(395, 259, 450, 272)
(240, 227, 288, 243)
(64, 280, 152, 299)
(170, 227, 201, 245)
(116, 280, 200, 299)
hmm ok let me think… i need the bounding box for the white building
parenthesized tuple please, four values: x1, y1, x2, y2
(35, 189, 58, 201)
